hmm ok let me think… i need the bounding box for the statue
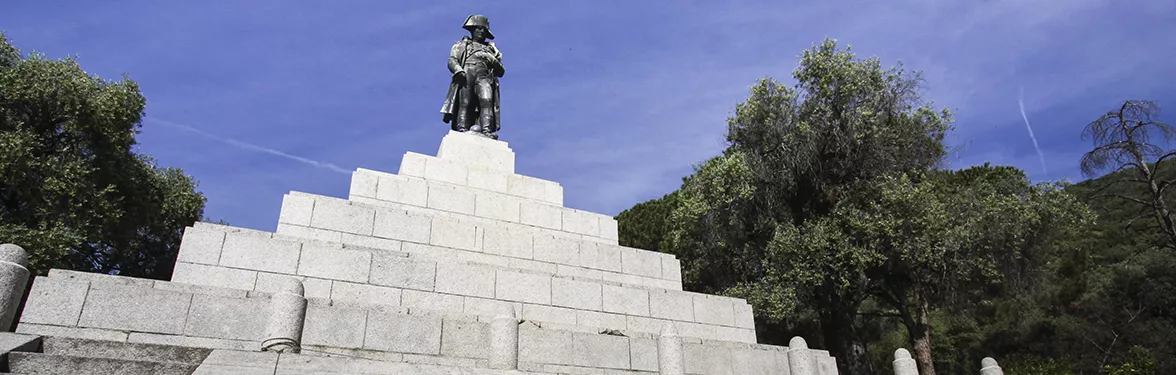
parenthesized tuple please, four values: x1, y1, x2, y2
(441, 14, 504, 139)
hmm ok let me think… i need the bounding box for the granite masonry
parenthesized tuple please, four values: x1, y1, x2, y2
(6, 131, 844, 374)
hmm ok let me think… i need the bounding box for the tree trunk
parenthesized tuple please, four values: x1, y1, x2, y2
(821, 297, 873, 375)
(908, 290, 937, 375)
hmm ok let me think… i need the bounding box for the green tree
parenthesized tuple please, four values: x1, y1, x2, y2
(616, 191, 678, 252)
(0, 32, 206, 279)
(661, 39, 952, 375)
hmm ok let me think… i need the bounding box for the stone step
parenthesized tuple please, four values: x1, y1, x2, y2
(7, 352, 199, 375)
(41, 336, 211, 365)
(265, 192, 680, 290)
(168, 225, 756, 343)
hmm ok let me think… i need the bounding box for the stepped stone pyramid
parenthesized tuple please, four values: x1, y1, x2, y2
(7, 131, 841, 374)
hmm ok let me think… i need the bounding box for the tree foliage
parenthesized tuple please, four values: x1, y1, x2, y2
(0, 32, 206, 279)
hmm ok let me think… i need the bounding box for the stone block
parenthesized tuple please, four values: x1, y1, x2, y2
(519, 325, 573, 365)
(171, 262, 258, 291)
(77, 284, 191, 335)
(551, 277, 602, 311)
(177, 227, 225, 265)
(474, 190, 522, 222)
(464, 297, 522, 319)
(374, 173, 429, 207)
(15, 324, 127, 342)
(184, 294, 268, 341)
(662, 256, 683, 282)
(152, 280, 248, 298)
(440, 319, 489, 359)
(332, 282, 402, 306)
(693, 295, 736, 327)
(349, 170, 377, 198)
(129, 333, 255, 351)
(254, 273, 331, 299)
(507, 175, 547, 201)
(602, 285, 650, 317)
(520, 201, 561, 230)
(599, 217, 619, 241)
(429, 219, 477, 251)
(621, 248, 662, 279)
(561, 209, 600, 237)
(427, 183, 476, 215)
(625, 315, 663, 335)
(19, 277, 88, 326)
(533, 234, 579, 265)
(399, 152, 428, 177)
(482, 226, 533, 259)
(310, 199, 375, 236)
(545, 182, 564, 206)
(340, 233, 403, 252)
(49, 269, 153, 287)
(629, 337, 658, 372)
(495, 270, 551, 305)
(734, 302, 756, 329)
(579, 242, 622, 273)
(573, 332, 630, 369)
(297, 244, 371, 283)
(467, 168, 509, 193)
(275, 223, 343, 243)
(363, 312, 443, 355)
(434, 262, 494, 298)
(424, 157, 468, 185)
(437, 131, 515, 172)
(576, 311, 626, 331)
(730, 348, 781, 375)
(685, 343, 734, 375)
(277, 195, 316, 227)
(556, 265, 604, 281)
(521, 304, 578, 326)
(303, 305, 366, 349)
(373, 209, 432, 244)
(370, 253, 436, 291)
(649, 290, 696, 322)
(219, 233, 301, 274)
(401, 290, 464, 314)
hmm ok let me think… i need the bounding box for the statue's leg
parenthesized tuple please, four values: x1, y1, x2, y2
(455, 82, 474, 132)
(474, 78, 495, 134)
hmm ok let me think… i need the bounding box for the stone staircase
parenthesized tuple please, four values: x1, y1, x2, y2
(1, 131, 843, 375)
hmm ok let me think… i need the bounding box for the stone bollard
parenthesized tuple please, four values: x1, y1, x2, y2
(488, 304, 519, 370)
(657, 322, 685, 375)
(261, 277, 306, 353)
(980, 357, 1004, 375)
(892, 348, 918, 375)
(788, 336, 816, 375)
(0, 244, 30, 332)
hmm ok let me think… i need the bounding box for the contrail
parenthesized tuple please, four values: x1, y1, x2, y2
(1018, 87, 1048, 176)
(146, 117, 352, 175)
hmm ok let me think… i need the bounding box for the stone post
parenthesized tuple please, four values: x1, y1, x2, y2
(488, 305, 518, 370)
(980, 357, 1004, 375)
(892, 348, 918, 375)
(261, 277, 306, 353)
(788, 336, 816, 375)
(0, 244, 30, 332)
(657, 322, 685, 375)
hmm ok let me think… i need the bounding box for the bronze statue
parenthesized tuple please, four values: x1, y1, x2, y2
(440, 14, 504, 139)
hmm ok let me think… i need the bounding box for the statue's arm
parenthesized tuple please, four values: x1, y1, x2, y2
(490, 42, 505, 77)
(447, 41, 464, 75)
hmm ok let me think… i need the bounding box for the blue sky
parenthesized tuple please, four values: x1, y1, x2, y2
(3, 1, 1175, 232)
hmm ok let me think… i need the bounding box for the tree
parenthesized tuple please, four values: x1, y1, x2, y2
(660, 39, 952, 375)
(0, 32, 206, 278)
(1080, 100, 1176, 249)
(616, 191, 679, 252)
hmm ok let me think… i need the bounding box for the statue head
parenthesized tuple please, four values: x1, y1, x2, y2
(463, 14, 495, 40)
